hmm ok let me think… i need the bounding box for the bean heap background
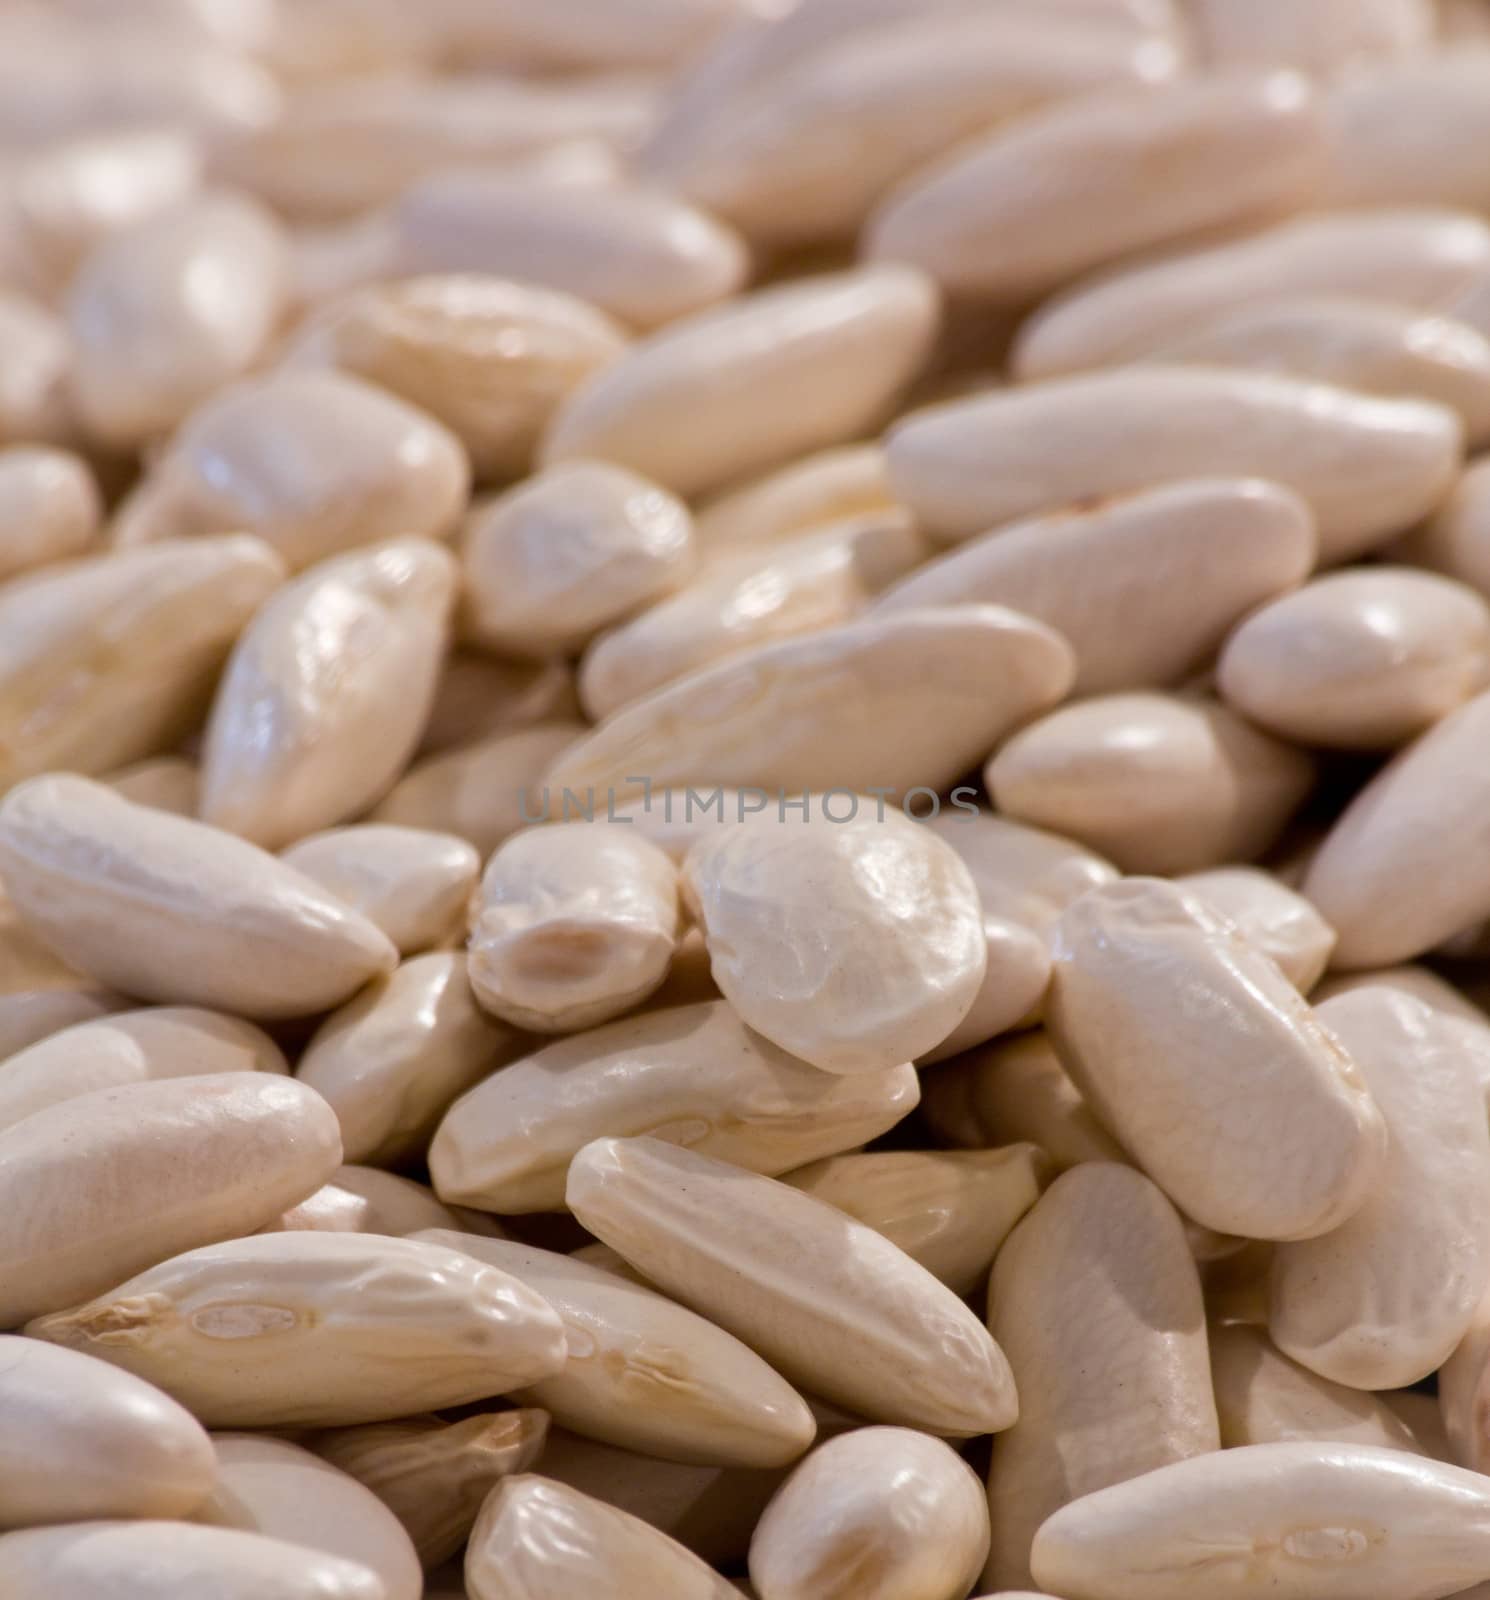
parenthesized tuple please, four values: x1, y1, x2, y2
(7, 2, 1490, 1598)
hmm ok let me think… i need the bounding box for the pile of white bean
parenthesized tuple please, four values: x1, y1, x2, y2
(11, 1, 1490, 1597)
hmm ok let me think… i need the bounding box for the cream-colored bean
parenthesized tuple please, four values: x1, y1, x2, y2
(1210, 1323, 1427, 1454)
(201, 541, 456, 849)
(887, 366, 1460, 559)
(646, 0, 1182, 210)
(1312, 965, 1490, 1030)
(1327, 57, 1490, 214)
(313, 1409, 550, 1571)
(580, 512, 924, 719)
(297, 953, 522, 1168)
(870, 72, 1323, 302)
(987, 693, 1314, 875)
(1013, 208, 1490, 381)
(462, 463, 693, 659)
(0, 1336, 216, 1526)
(374, 723, 586, 859)
(0, 1004, 286, 1133)
(1303, 687, 1490, 966)
(0, 1521, 384, 1600)
(0, 129, 202, 296)
(542, 265, 941, 497)
(568, 1137, 1017, 1436)
(921, 810, 1118, 940)
(0, 776, 397, 1017)
(1030, 1441, 1490, 1600)
(393, 174, 746, 333)
(28, 1231, 567, 1427)
(0, 536, 284, 789)
(425, 0, 758, 71)
(783, 1146, 1044, 1297)
(1186, 0, 1432, 72)
(1399, 454, 1490, 597)
(419, 1230, 814, 1468)
(750, 1426, 988, 1600)
(920, 1031, 1126, 1170)
(103, 756, 200, 816)
(1269, 990, 1490, 1388)
(1047, 878, 1386, 1240)
(535, 1425, 789, 1568)
(877, 478, 1314, 692)
(200, 1435, 419, 1600)
(1219, 566, 1490, 749)
(419, 654, 580, 757)
(286, 211, 403, 311)
(0, 1072, 341, 1328)
(269, 1165, 503, 1239)
(1149, 297, 1490, 445)
(281, 826, 479, 956)
(466, 1474, 738, 1600)
(220, 73, 648, 221)
(112, 370, 470, 571)
(0, 445, 99, 581)
(644, 7, 1178, 245)
(67, 193, 289, 448)
(1442, 1286, 1490, 1471)
(681, 809, 985, 1074)
(918, 916, 1052, 1063)
(469, 826, 680, 1033)
(692, 446, 895, 560)
(0, 288, 71, 443)
(547, 608, 1073, 804)
(0, 14, 281, 146)
(431, 998, 917, 1213)
(286, 275, 627, 482)
(983, 1164, 1218, 1592)
(1175, 868, 1336, 992)
(0, 988, 119, 1062)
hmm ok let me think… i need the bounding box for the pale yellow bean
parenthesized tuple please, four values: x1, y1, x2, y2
(200, 540, 456, 849)
(200, 1433, 420, 1600)
(27, 1231, 568, 1427)
(983, 1164, 1218, 1592)
(0, 1336, 216, 1526)
(113, 369, 471, 571)
(1015, 209, 1490, 381)
(312, 1409, 550, 1571)
(0, 445, 99, 581)
(430, 998, 918, 1213)
(297, 953, 523, 1168)
(1047, 878, 1385, 1239)
(0, 1004, 287, 1134)
(468, 825, 681, 1033)
(869, 72, 1325, 302)
(418, 1229, 815, 1469)
(542, 265, 941, 498)
(1218, 566, 1490, 749)
(987, 693, 1315, 875)
(0, 1521, 384, 1600)
(782, 1145, 1044, 1296)
(887, 366, 1461, 559)
(567, 1136, 1018, 1437)
(0, 775, 397, 1018)
(876, 478, 1315, 692)
(0, 1072, 341, 1327)
(393, 173, 747, 332)
(281, 826, 480, 956)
